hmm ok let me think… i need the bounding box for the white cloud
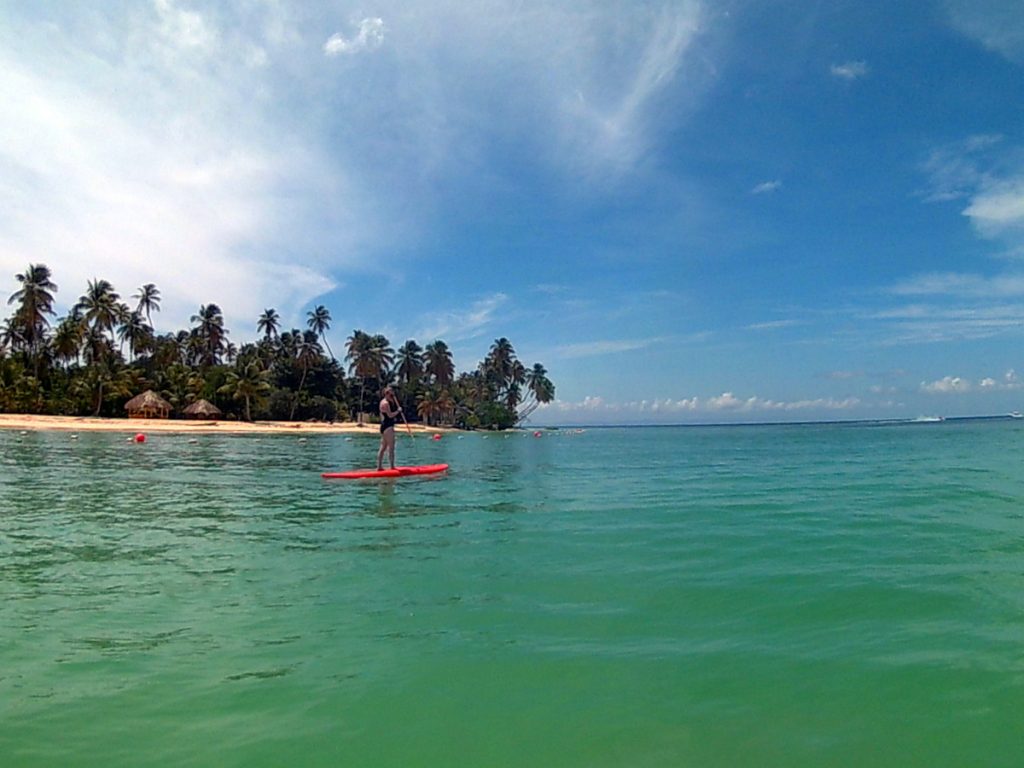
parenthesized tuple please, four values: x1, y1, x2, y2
(0, 3, 390, 336)
(540, 392, 861, 422)
(415, 293, 508, 342)
(324, 18, 386, 56)
(751, 180, 782, 195)
(945, 0, 1024, 63)
(747, 319, 798, 330)
(830, 61, 868, 80)
(888, 272, 1024, 297)
(555, 337, 665, 359)
(979, 369, 1020, 390)
(921, 376, 971, 394)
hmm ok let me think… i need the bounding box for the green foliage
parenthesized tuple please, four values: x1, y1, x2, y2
(1, 265, 555, 428)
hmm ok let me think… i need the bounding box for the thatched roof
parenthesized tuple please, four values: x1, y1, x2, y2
(124, 389, 172, 413)
(183, 399, 222, 418)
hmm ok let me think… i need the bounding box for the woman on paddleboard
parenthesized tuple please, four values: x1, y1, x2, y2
(377, 386, 403, 471)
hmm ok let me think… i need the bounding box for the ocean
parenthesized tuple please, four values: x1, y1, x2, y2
(2, 420, 1023, 766)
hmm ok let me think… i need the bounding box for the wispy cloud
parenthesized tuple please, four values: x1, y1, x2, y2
(830, 60, 868, 80)
(888, 272, 1024, 297)
(945, 0, 1024, 64)
(751, 180, 782, 195)
(555, 337, 667, 359)
(324, 18, 385, 56)
(415, 293, 508, 342)
(746, 318, 799, 331)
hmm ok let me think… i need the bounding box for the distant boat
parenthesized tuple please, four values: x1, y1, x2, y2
(913, 415, 945, 423)
(1010, 411, 1023, 419)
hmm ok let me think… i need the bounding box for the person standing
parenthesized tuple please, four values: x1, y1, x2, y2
(377, 386, 403, 471)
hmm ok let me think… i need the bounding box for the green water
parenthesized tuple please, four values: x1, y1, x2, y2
(2, 421, 1024, 766)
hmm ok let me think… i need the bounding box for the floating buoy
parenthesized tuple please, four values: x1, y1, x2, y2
(70, 434, 79, 440)
(432, 434, 442, 441)
(298, 437, 307, 443)
(134, 433, 146, 443)
(534, 431, 542, 438)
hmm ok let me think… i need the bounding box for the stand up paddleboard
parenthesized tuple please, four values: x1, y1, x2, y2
(322, 463, 449, 480)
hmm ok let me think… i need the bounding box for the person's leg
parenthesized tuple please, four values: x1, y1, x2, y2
(377, 433, 387, 470)
(385, 428, 397, 469)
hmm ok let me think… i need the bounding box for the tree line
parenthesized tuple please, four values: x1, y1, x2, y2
(1, 264, 555, 428)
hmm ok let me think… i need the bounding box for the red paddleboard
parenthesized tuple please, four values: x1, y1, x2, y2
(322, 463, 449, 480)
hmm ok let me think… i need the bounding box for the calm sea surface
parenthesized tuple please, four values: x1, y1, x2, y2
(2, 421, 1024, 766)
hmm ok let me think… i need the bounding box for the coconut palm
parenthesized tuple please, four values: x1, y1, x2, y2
(219, 361, 272, 421)
(117, 310, 152, 362)
(190, 303, 227, 367)
(306, 305, 334, 360)
(345, 329, 373, 422)
(133, 283, 161, 325)
(75, 279, 123, 349)
(290, 331, 323, 419)
(484, 337, 517, 389)
(7, 264, 58, 372)
(424, 340, 454, 388)
(52, 312, 86, 367)
(257, 308, 280, 340)
(395, 340, 424, 388)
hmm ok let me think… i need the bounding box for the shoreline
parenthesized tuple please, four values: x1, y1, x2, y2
(0, 413, 455, 435)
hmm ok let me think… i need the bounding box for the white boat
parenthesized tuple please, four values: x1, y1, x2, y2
(1010, 411, 1023, 419)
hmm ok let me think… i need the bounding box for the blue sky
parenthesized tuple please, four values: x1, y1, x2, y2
(2, 0, 1024, 424)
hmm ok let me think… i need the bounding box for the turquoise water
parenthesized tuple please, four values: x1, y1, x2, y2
(2, 421, 1024, 766)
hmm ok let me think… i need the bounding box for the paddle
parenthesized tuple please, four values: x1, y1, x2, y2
(398, 406, 414, 438)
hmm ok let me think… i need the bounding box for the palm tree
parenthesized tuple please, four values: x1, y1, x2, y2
(117, 310, 151, 362)
(190, 304, 227, 367)
(417, 388, 442, 426)
(424, 340, 454, 388)
(133, 283, 161, 325)
(517, 362, 556, 423)
(220, 361, 272, 421)
(306, 305, 334, 360)
(346, 330, 372, 423)
(395, 340, 424, 388)
(290, 331, 323, 419)
(52, 312, 86, 367)
(484, 337, 517, 389)
(75, 279, 122, 350)
(7, 264, 58, 373)
(257, 308, 280, 340)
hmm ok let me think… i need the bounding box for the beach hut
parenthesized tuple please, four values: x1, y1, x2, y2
(183, 399, 222, 420)
(124, 390, 173, 419)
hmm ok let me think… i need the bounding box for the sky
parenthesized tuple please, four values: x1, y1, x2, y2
(2, 0, 1024, 425)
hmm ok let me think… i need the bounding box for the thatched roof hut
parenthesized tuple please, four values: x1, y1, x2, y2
(125, 390, 172, 419)
(183, 399, 222, 420)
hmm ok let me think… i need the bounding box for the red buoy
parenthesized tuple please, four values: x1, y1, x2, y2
(432, 433, 442, 441)
(134, 433, 146, 443)
(533, 431, 542, 438)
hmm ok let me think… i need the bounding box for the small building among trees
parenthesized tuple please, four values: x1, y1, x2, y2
(125, 390, 173, 419)
(183, 399, 222, 420)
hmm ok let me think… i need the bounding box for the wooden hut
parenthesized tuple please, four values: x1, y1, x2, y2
(125, 390, 172, 419)
(183, 399, 222, 420)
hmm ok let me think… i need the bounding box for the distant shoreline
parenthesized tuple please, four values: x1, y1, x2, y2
(0, 413, 455, 435)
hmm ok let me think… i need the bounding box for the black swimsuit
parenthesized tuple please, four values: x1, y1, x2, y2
(380, 405, 398, 433)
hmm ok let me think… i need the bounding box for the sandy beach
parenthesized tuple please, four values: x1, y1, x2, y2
(0, 413, 452, 435)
